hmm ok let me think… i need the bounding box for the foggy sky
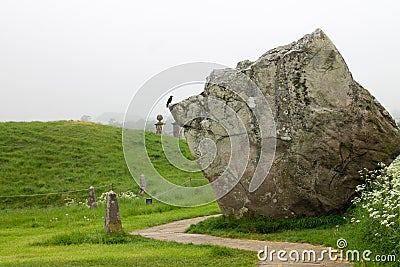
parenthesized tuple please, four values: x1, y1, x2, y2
(1, 0, 399, 122)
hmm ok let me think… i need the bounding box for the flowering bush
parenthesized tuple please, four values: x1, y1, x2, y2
(97, 191, 138, 204)
(351, 159, 400, 257)
(64, 191, 139, 207)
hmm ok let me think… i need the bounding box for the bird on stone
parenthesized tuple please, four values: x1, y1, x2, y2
(166, 96, 173, 108)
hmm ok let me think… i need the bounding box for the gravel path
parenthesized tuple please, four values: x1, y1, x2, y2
(131, 215, 352, 267)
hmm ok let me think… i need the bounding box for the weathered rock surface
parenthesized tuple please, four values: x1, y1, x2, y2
(87, 186, 97, 209)
(170, 29, 400, 219)
(104, 190, 123, 233)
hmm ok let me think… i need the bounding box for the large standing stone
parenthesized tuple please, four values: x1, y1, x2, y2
(170, 29, 400, 219)
(104, 190, 123, 233)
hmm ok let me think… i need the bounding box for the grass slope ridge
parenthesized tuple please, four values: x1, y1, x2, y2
(0, 121, 204, 208)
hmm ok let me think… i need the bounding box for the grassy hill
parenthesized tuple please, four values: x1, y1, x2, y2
(0, 121, 253, 267)
(0, 121, 205, 208)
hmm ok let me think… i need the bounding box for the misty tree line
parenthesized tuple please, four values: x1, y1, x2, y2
(80, 115, 175, 134)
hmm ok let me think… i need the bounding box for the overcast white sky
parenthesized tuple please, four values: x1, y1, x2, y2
(1, 0, 399, 122)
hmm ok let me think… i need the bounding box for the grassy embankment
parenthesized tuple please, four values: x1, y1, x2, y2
(0, 121, 256, 266)
(0, 120, 206, 208)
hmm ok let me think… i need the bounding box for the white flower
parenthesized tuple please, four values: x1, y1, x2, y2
(370, 211, 380, 218)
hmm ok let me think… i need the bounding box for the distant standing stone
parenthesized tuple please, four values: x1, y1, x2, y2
(138, 174, 146, 196)
(155, 114, 164, 135)
(104, 190, 123, 233)
(87, 186, 97, 209)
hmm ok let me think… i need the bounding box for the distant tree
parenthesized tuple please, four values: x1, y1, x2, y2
(108, 118, 122, 127)
(80, 115, 92, 122)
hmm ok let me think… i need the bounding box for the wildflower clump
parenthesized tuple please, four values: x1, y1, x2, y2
(97, 191, 138, 204)
(351, 160, 400, 257)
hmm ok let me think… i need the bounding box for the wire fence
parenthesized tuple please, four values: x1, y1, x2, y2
(0, 183, 119, 198)
(0, 177, 209, 199)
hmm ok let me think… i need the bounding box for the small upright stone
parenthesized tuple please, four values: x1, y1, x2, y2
(87, 186, 97, 209)
(138, 174, 146, 196)
(104, 190, 123, 233)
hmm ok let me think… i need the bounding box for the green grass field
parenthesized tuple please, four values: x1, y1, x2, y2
(1, 121, 397, 266)
(0, 199, 259, 266)
(0, 121, 257, 266)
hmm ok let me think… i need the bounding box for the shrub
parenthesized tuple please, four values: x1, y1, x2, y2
(350, 160, 400, 260)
